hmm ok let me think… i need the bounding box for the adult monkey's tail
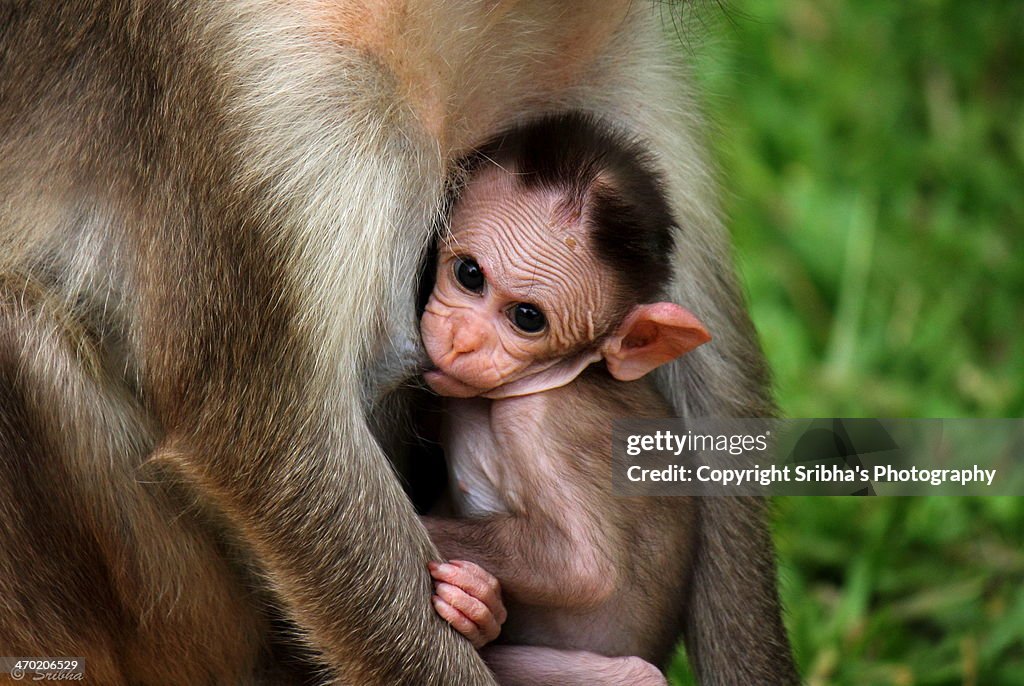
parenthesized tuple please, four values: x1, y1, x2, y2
(683, 497, 801, 685)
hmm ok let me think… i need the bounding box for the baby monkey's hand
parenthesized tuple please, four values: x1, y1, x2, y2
(428, 560, 507, 648)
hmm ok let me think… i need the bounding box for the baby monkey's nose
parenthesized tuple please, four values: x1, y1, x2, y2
(451, 316, 487, 354)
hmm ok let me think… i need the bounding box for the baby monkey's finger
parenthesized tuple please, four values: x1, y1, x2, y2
(434, 581, 502, 646)
(433, 560, 508, 625)
(432, 595, 488, 648)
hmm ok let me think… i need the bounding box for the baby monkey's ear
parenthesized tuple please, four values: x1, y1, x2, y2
(600, 303, 711, 381)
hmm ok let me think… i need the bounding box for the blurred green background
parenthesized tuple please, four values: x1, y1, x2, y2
(667, 1, 1024, 684)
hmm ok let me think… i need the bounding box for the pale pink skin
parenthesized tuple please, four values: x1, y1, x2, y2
(422, 165, 619, 399)
(428, 559, 507, 649)
(422, 166, 710, 399)
(421, 164, 710, 657)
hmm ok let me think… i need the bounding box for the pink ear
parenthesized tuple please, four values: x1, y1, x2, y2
(600, 303, 711, 381)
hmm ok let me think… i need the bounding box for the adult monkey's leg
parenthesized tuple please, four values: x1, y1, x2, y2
(0, 277, 267, 685)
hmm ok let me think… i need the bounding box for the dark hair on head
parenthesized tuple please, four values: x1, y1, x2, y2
(467, 112, 676, 309)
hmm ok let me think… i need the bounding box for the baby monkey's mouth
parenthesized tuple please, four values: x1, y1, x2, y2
(421, 366, 488, 399)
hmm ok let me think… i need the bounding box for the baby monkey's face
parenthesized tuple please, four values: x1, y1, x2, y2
(421, 167, 616, 398)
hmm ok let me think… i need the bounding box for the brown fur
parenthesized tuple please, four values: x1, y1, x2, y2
(0, 2, 490, 683)
(0, 276, 266, 684)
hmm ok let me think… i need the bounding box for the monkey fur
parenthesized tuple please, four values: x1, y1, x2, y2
(0, 2, 797, 684)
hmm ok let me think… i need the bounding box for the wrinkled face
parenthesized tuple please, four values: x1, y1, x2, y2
(421, 166, 616, 398)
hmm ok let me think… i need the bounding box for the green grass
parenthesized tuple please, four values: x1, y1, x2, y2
(666, 1, 1024, 683)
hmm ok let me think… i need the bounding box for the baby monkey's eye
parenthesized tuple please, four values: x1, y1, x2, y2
(510, 303, 546, 333)
(454, 257, 485, 293)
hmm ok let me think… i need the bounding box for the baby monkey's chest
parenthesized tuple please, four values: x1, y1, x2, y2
(441, 396, 550, 518)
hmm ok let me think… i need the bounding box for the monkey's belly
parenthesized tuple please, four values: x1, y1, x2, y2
(499, 594, 675, 664)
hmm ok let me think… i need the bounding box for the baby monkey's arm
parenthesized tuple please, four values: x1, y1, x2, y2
(429, 559, 507, 648)
(424, 511, 617, 611)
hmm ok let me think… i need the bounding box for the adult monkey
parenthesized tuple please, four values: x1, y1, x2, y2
(0, 1, 796, 685)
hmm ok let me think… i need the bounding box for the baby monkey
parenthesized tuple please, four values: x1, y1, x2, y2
(421, 113, 710, 685)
